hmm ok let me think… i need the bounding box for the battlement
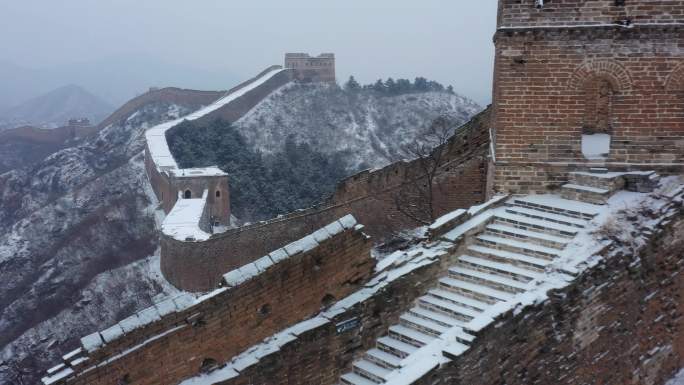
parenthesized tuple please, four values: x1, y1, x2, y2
(497, 0, 684, 28)
(284, 52, 336, 83)
(41, 216, 374, 385)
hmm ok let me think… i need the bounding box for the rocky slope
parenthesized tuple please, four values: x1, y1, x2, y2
(234, 82, 481, 169)
(0, 99, 195, 384)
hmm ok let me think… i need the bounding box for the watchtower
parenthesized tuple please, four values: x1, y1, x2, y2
(489, 0, 684, 195)
(284, 53, 336, 83)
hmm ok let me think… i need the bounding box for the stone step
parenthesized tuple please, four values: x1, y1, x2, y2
(407, 306, 467, 328)
(448, 266, 530, 293)
(353, 359, 391, 383)
(508, 195, 601, 220)
(438, 276, 514, 303)
(376, 336, 418, 358)
(505, 207, 588, 229)
(493, 212, 578, 238)
(418, 294, 480, 321)
(400, 313, 450, 336)
(560, 183, 611, 205)
(400, 314, 475, 345)
(457, 254, 542, 281)
(388, 324, 435, 347)
(476, 234, 560, 260)
(485, 223, 569, 250)
(427, 288, 490, 311)
(365, 348, 403, 369)
(467, 245, 550, 272)
(568, 171, 626, 191)
(340, 372, 381, 385)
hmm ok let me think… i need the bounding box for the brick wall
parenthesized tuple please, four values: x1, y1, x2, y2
(498, 0, 684, 27)
(331, 107, 492, 233)
(201, 204, 684, 385)
(423, 208, 684, 385)
(99, 88, 223, 130)
(161, 108, 492, 292)
(195, 67, 295, 125)
(57, 224, 374, 385)
(492, 1, 684, 194)
(215, 257, 443, 385)
(160, 206, 346, 292)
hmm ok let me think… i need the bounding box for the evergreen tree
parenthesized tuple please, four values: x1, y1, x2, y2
(344, 76, 361, 91)
(384, 78, 397, 95)
(396, 78, 412, 94)
(166, 119, 356, 221)
(414, 77, 429, 91)
(372, 79, 386, 93)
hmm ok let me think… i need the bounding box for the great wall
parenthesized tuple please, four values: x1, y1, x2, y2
(41, 1, 684, 384)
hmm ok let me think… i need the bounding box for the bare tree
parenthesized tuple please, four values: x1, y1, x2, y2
(393, 115, 455, 225)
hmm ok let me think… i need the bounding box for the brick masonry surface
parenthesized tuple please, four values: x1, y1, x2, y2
(59, 226, 374, 385)
(207, 205, 684, 385)
(491, 1, 684, 194)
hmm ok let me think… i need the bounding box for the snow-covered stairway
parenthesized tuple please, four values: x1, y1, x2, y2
(338, 195, 603, 385)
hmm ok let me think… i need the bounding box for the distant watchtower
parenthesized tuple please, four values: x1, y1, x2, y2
(489, 0, 684, 195)
(284, 53, 336, 83)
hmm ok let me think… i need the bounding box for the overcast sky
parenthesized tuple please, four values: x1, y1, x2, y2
(0, 1, 497, 106)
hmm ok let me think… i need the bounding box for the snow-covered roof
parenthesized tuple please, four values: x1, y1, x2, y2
(169, 167, 227, 178)
(161, 190, 211, 241)
(145, 67, 284, 175)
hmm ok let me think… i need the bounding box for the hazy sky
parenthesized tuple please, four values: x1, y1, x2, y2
(0, 1, 497, 105)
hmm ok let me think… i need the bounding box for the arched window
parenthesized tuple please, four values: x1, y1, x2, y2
(215, 190, 221, 198)
(583, 77, 615, 134)
(184, 190, 192, 199)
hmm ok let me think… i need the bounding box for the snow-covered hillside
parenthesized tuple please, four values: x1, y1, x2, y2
(0, 101, 192, 384)
(234, 83, 481, 169)
(0, 81, 480, 384)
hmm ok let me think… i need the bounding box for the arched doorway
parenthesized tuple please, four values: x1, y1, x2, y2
(184, 190, 192, 199)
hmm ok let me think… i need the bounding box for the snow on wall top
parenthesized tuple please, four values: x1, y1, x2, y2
(145, 67, 285, 174)
(161, 190, 211, 241)
(222, 214, 358, 287)
(180, 235, 450, 385)
(61, 213, 361, 377)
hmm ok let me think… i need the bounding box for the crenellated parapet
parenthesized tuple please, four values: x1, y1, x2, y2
(41, 215, 374, 385)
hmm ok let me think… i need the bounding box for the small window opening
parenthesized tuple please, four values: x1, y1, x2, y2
(215, 190, 221, 198)
(258, 304, 271, 316)
(184, 190, 192, 199)
(118, 374, 131, 385)
(321, 294, 336, 309)
(200, 358, 218, 373)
